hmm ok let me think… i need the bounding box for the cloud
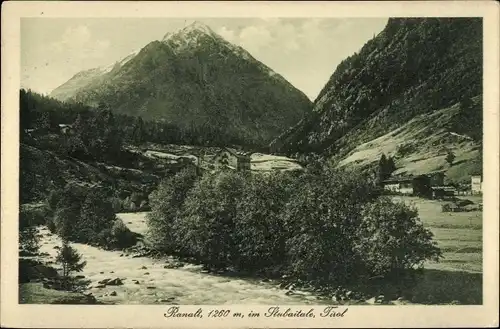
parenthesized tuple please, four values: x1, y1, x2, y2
(217, 26, 237, 43)
(51, 25, 110, 58)
(216, 19, 301, 56)
(238, 25, 274, 53)
(216, 18, 336, 56)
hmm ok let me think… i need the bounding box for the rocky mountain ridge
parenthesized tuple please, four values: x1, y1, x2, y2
(50, 21, 312, 147)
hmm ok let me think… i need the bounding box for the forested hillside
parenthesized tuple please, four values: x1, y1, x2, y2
(270, 18, 482, 182)
(50, 22, 312, 148)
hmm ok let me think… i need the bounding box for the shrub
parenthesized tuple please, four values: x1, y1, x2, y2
(19, 209, 40, 256)
(147, 167, 198, 254)
(395, 143, 416, 158)
(109, 219, 138, 249)
(54, 204, 82, 240)
(354, 197, 442, 277)
(48, 185, 120, 247)
(233, 171, 298, 275)
(95, 228, 113, 247)
(445, 149, 456, 166)
(46, 218, 56, 233)
(20, 203, 50, 227)
(146, 165, 442, 289)
(441, 203, 452, 212)
(281, 168, 380, 284)
(111, 197, 123, 212)
(78, 189, 117, 243)
(180, 171, 245, 270)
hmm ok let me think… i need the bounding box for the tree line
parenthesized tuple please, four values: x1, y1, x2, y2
(20, 89, 265, 156)
(146, 165, 442, 289)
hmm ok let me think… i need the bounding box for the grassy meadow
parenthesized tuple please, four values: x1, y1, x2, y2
(391, 195, 482, 304)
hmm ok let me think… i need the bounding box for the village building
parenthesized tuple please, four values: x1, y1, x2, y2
(431, 186, 457, 199)
(213, 147, 252, 171)
(381, 171, 446, 198)
(471, 175, 482, 194)
(382, 177, 415, 195)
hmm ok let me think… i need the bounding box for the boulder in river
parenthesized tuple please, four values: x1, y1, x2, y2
(164, 263, 182, 269)
(107, 278, 124, 286)
(110, 291, 117, 296)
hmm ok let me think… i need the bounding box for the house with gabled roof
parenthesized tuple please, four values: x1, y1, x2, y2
(213, 147, 252, 171)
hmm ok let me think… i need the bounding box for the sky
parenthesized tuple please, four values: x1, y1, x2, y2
(21, 17, 388, 101)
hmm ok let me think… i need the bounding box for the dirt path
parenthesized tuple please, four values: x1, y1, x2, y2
(37, 212, 324, 305)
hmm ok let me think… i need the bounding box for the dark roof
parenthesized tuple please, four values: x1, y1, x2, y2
(222, 147, 252, 157)
(431, 186, 457, 190)
(381, 177, 413, 183)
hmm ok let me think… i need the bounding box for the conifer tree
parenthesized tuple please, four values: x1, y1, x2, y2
(55, 240, 86, 290)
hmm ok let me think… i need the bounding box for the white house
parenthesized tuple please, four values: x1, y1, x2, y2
(471, 175, 482, 194)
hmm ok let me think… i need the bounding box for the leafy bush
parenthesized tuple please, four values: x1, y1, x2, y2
(146, 167, 198, 254)
(354, 198, 442, 277)
(19, 208, 41, 256)
(148, 166, 441, 288)
(78, 190, 117, 243)
(95, 228, 113, 247)
(232, 172, 297, 275)
(109, 219, 138, 249)
(20, 204, 50, 227)
(180, 171, 245, 270)
(281, 168, 381, 284)
(396, 143, 417, 158)
(46, 219, 56, 233)
(46, 185, 128, 250)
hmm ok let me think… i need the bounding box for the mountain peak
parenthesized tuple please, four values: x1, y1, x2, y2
(183, 21, 214, 34)
(162, 21, 216, 41)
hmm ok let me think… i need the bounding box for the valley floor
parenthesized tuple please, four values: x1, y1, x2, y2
(34, 222, 322, 305)
(394, 195, 482, 273)
(24, 195, 482, 305)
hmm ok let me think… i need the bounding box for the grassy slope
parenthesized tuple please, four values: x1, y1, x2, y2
(19, 283, 100, 304)
(388, 196, 482, 304)
(337, 102, 481, 184)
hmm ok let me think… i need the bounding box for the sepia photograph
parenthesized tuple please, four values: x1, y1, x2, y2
(2, 1, 499, 328)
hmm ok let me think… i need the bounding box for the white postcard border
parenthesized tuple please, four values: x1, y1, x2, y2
(1, 1, 499, 328)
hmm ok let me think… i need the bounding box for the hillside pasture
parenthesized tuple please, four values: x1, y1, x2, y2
(337, 104, 482, 184)
(392, 196, 482, 273)
(383, 196, 482, 304)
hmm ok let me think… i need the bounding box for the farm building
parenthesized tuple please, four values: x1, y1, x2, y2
(382, 177, 415, 195)
(471, 175, 482, 194)
(431, 186, 457, 199)
(382, 171, 446, 197)
(213, 147, 252, 171)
